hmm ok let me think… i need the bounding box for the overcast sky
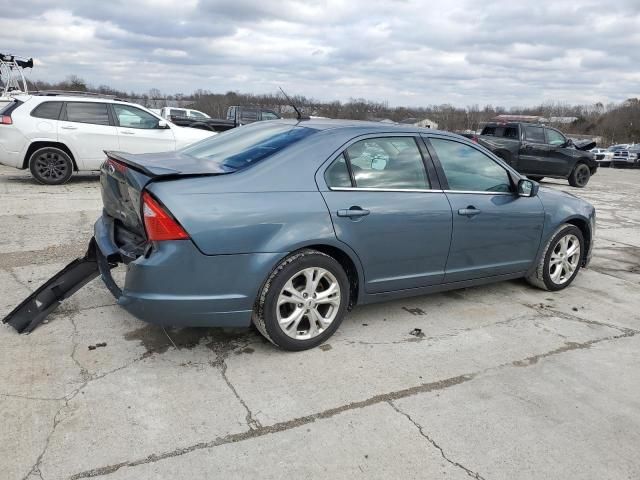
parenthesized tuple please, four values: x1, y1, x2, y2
(1, 0, 639, 107)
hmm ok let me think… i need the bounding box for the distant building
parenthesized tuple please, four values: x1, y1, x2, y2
(399, 117, 439, 129)
(549, 116, 579, 124)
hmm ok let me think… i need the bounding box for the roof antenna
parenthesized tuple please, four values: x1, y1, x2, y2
(279, 86, 306, 120)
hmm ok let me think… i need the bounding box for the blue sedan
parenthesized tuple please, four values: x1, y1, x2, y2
(4, 119, 596, 351)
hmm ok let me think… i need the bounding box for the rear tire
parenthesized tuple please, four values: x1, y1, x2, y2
(526, 224, 584, 291)
(252, 249, 350, 351)
(528, 176, 544, 182)
(568, 163, 590, 188)
(29, 147, 73, 185)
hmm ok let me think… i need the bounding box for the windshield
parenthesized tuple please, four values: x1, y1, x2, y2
(181, 123, 316, 171)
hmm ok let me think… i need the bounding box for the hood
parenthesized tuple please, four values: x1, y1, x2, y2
(105, 150, 233, 177)
(572, 139, 597, 151)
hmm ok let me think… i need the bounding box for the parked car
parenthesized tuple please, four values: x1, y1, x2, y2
(612, 144, 639, 168)
(0, 93, 215, 185)
(476, 122, 598, 187)
(164, 105, 282, 132)
(590, 148, 613, 167)
(4, 120, 596, 351)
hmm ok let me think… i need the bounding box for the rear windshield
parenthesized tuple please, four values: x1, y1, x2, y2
(181, 123, 316, 171)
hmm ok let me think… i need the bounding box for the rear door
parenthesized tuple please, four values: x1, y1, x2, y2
(425, 136, 544, 282)
(518, 125, 549, 175)
(112, 104, 176, 154)
(59, 102, 119, 170)
(318, 135, 452, 293)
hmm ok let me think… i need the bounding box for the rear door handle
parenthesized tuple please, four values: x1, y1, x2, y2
(337, 207, 370, 218)
(60, 126, 77, 130)
(121, 130, 135, 135)
(458, 207, 481, 217)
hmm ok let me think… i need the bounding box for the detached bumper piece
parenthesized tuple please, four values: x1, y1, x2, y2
(2, 238, 117, 333)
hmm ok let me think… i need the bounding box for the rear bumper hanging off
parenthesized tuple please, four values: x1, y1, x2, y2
(2, 238, 116, 333)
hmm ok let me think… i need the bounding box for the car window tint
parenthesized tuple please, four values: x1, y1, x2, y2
(65, 103, 110, 126)
(189, 111, 206, 119)
(430, 138, 512, 193)
(524, 126, 545, 143)
(325, 154, 352, 188)
(262, 112, 280, 120)
(31, 101, 63, 120)
(114, 105, 159, 129)
(240, 109, 258, 122)
(345, 137, 429, 190)
(546, 128, 565, 146)
(170, 109, 187, 117)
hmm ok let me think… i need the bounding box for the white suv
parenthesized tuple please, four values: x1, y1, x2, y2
(0, 94, 216, 185)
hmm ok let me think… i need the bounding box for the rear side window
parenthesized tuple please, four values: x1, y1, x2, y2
(430, 138, 512, 193)
(65, 103, 110, 126)
(170, 109, 187, 117)
(327, 137, 429, 190)
(524, 126, 545, 143)
(240, 109, 259, 122)
(31, 101, 63, 120)
(481, 125, 518, 139)
(261, 111, 280, 121)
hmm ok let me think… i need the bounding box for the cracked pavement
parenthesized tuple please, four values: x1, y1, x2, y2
(1, 166, 639, 480)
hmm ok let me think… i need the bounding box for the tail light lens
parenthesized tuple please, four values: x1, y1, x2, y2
(1, 115, 12, 125)
(142, 192, 189, 241)
(105, 157, 128, 174)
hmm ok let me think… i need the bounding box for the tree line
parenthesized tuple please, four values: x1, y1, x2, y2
(28, 75, 640, 146)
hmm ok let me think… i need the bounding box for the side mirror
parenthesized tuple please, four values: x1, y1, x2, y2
(518, 179, 538, 197)
(157, 120, 169, 129)
(564, 138, 574, 148)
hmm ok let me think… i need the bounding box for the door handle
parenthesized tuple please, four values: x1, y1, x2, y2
(60, 126, 77, 130)
(458, 206, 481, 217)
(337, 207, 370, 218)
(121, 130, 135, 135)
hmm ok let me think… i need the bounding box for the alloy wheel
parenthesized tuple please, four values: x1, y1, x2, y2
(548, 234, 581, 285)
(34, 151, 69, 181)
(276, 267, 341, 340)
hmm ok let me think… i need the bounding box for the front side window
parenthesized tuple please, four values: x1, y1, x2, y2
(546, 128, 566, 146)
(181, 123, 316, 172)
(343, 137, 429, 189)
(189, 111, 207, 119)
(65, 102, 110, 126)
(31, 101, 63, 120)
(114, 105, 159, 129)
(524, 125, 545, 143)
(430, 138, 512, 193)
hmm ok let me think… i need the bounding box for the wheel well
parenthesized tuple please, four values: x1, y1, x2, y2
(23, 142, 78, 170)
(566, 218, 591, 265)
(304, 244, 360, 309)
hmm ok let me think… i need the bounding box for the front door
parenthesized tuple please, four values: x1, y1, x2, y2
(518, 124, 550, 175)
(544, 127, 574, 177)
(111, 104, 176, 154)
(426, 136, 544, 283)
(318, 135, 452, 294)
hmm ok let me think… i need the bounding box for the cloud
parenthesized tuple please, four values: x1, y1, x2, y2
(0, 0, 638, 106)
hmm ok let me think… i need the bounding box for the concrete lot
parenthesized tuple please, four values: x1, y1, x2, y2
(1, 165, 639, 480)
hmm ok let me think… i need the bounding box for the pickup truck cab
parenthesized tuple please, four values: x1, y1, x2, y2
(476, 122, 598, 187)
(164, 105, 281, 132)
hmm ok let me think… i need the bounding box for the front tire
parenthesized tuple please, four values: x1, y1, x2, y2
(252, 249, 350, 351)
(29, 147, 73, 185)
(526, 224, 584, 291)
(568, 163, 590, 188)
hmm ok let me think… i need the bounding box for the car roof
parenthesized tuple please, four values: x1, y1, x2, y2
(274, 118, 454, 137)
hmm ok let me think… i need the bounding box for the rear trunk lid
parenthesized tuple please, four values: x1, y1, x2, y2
(100, 150, 228, 244)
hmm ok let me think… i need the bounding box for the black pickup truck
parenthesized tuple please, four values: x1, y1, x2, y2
(475, 122, 598, 187)
(169, 105, 281, 132)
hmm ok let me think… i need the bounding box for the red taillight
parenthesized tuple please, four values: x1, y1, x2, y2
(0, 115, 12, 125)
(105, 157, 127, 174)
(142, 192, 189, 241)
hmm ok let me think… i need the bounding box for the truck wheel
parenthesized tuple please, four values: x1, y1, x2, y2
(252, 249, 350, 351)
(528, 176, 544, 182)
(568, 163, 590, 188)
(29, 147, 73, 185)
